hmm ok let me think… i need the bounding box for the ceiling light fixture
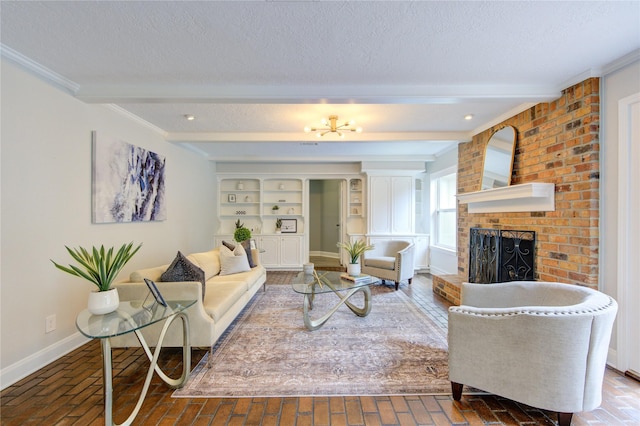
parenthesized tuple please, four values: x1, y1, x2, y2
(464, 114, 474, 120)
(304, 115, 362, 138)
(184, 114, 196, 121)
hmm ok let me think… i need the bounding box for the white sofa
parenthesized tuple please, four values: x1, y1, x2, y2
(448, 281, 618, 426)
(361, 240, 414, 290)
(111, 247, 266, 362)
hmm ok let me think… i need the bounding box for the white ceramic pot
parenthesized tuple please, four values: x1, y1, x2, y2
(88, 288, 119, 315)
(347, 263, 361, 277)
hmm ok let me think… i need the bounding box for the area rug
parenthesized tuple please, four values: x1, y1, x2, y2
(173, 283, 450, 398)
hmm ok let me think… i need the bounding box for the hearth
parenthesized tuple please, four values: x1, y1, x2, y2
(469, 228, 536, 283)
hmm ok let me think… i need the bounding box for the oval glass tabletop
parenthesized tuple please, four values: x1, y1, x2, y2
(291, 271, 380, 294)
(76, 300, 196, 339)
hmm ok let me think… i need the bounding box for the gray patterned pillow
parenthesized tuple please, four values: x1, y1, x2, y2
(160, 251, 206, 299)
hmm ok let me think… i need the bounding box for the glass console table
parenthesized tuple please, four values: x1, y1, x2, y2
(76, 299, 196, 426)
(291, 271, 380, 330)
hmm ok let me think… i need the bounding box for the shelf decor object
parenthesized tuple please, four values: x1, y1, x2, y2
(280, 219, 297, 233)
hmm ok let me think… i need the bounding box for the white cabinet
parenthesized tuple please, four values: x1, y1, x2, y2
(257, 236, 280, 267)
(256, 235, 303, 270)
(280, 236, 302, 268)
(368, 176, 414, 235)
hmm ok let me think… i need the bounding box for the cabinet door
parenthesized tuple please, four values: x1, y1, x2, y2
(259, 236, 279, 267)
(280, 236, 302, 267)
(369, 176, 391, 234)
(391, 177, 413, 234)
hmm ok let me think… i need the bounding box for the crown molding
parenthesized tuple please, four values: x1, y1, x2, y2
(0, 44, 80, 95)
(167, 131, 470, 143)
(103, 104, 167, 137)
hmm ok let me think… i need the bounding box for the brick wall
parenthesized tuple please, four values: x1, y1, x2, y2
(457, 77, 600, 288)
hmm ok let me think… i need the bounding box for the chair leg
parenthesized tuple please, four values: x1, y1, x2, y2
(558, 412, 573, 426)
(394, 281, 399, 290)
(451, 382, 463, 400)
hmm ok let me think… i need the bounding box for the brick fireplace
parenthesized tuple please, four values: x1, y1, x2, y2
(433, 78, 600, 305)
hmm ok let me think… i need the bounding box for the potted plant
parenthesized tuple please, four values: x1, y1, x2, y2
(272, 205, 280, 214)
(336, 239, 374, 276)
(51, 242, 142, 315)
(234, 226, 252, 242)
(275, 218, 282, 233)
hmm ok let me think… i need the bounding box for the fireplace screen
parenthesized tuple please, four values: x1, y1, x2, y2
(469, 228, 536, 283)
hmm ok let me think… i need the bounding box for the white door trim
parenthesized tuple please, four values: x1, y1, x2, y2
(616, 92, 640, 374)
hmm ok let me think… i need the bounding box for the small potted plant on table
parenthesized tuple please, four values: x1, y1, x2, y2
(51, 242, 142, 315)
(337, 239, 374, 276)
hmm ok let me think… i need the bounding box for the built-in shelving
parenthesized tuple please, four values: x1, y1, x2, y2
(349, 178, 363, 216)
(219, 179, 261, 217)
(263, 179, 303, 217)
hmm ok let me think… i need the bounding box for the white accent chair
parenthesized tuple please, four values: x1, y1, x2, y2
(448, 281, 618, 426)
(361, 240, 414, 290)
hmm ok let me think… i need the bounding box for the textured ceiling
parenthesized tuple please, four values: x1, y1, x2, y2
(2, 1, 639, 162)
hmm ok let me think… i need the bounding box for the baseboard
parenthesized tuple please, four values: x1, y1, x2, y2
(309, 251, 340, 259)
(607, 347, 618, 370)
(428, 265, 450, 276)
(0, 332, 90, 390)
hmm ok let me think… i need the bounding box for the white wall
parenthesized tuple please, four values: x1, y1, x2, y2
(0, 60, 217, 388)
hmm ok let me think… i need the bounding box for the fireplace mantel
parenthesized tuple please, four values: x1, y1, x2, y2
(457, 182, 555, 213)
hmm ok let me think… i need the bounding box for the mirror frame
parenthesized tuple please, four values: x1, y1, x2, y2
(480, 125, 517, 190)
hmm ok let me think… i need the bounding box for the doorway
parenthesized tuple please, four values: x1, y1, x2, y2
(309, 179, 343, 269)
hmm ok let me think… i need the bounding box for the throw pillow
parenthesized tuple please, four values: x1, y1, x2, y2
(160, 251, 206, 299)
(223, 240, 256, 268)
(241, 240, 256, 268)
(219, 243, 251, 275)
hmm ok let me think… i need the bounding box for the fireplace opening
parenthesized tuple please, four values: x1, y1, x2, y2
(469, 228, 536, 284)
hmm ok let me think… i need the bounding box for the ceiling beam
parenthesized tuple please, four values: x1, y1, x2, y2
(167, 131, 471, 143)
(76, 84, 559, 105)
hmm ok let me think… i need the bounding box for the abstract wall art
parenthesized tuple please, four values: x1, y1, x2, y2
(92, 132, 166, 223)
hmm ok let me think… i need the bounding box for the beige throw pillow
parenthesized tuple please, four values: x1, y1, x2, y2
(219, 242, 251, 275)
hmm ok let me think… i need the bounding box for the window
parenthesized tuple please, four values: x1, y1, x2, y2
(430, 167, 457, 249)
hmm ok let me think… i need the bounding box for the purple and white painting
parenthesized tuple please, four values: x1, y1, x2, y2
(92, 132, 166, 223)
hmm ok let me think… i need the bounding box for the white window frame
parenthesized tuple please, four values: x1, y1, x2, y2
(430, 165, 457, 251)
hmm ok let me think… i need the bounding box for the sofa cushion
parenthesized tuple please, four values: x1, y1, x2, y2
(219, 243, 251, 275)
(203, 281, 247, 322)
(160, 251, 206, 298)
(187, 249, 221, 280)
(364, 256, 396, 270)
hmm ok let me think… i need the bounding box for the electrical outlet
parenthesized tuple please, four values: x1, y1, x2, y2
(45, 314, 56, 333)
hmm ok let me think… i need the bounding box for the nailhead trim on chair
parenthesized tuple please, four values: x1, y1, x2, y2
(449, 297, 616, 317)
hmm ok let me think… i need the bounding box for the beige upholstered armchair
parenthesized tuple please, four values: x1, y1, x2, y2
(361, 240, 414, 290)
(448, 281, 618, 426)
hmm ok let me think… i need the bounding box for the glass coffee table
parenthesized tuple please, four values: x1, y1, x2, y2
(291, 271, 380, 330)
(76, 299, 196, 426)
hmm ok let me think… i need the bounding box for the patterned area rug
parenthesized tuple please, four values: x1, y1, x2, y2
(173, 283, 450, 398)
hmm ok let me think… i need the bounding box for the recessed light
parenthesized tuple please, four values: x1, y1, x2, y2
(184, 114, 195, 121)
(464, 114, 474, 120)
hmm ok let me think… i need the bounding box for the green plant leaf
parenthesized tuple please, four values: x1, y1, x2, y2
(51, 242, 142, 291)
